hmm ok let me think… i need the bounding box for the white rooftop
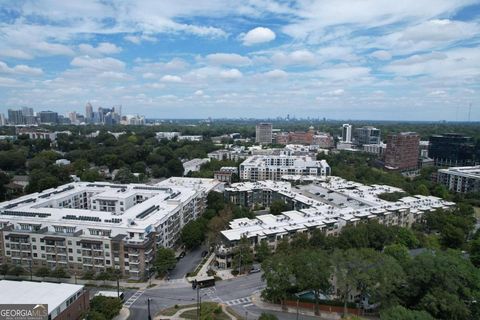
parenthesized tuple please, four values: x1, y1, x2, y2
(222, 176, 454, 241)
(0, 178, 220, 240)
(0, 280, 83, 314)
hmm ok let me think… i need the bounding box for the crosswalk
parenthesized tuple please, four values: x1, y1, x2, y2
(123, 290, 144, 308)
(224, 297, 252, 306)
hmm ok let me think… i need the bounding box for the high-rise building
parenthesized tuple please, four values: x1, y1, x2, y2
(429, 133, 477, 166)
(38, 110, 58, 124)
(0, 113, 6, 126)
(255, 123, 273, 144)
(384, 132, 420, 171)
(342, 124, 352, 143)
(21, 107, 34, 117)
(355, 126, 381, 145)
(8, 109, 24, 125)
(85, 102, 93, 122)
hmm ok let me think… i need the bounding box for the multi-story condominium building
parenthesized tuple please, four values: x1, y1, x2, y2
(38, 111, 59, 124)
(354, 126, 381, 145)
(437, 166, 480, 193)
(239, 154, 330, 181)
(0, 178, 220, 279)
(342, 124, 352, 143)
(363, 143, 386, 156)
(214, 167, 239, 184)
(155, 132, 181, 140)
(255, 123, 273, 145)
(429, 133, 478, 166)
(8, 109, 25, 125)
(207, 149, 249, 162)
(217, 178, 454, 268)
(384, 132, 420, 171)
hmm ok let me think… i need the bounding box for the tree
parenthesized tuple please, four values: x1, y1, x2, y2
(8, 265, 24, 276)
(51, 267, 69, 278)
(333, 249, 404, 316)
(88, 296, 122, 320)
(0, 264, 9, 277)
(262, 253, 295, 309)
(384, 244, 411, 267)
(255, 239, 271, 262)
(232, 236, 254, 274)
(469, 238, 480, 268)
(181, 220, 205, 249)
(293, 250, 332, 315)
(258, 313, 278, 320)
(34, 267, 51, 278)
(154, 247, 176, 276)
(114, 167, 136, 183)
(380, 306, 434, 320)
(269, 200, 289, 215)
(166, 159, 184, 177)
(402, 250, 480, 320)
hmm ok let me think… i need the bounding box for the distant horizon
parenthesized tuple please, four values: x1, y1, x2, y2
(0, 1, 479, 121)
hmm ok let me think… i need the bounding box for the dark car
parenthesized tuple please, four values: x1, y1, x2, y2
(201, 250, 209, 257)
(179, 251, 186, 258)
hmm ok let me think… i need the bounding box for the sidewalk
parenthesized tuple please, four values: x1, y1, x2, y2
(113, 307, 130, 320)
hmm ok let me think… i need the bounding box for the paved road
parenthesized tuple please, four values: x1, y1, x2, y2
(129, 272, 265, 320)
(168, 246, 205, 279)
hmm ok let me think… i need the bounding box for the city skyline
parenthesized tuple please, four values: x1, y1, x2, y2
(0, 1, 479, 120)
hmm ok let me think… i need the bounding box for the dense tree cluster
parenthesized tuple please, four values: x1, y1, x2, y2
(260, 221, 480, 320)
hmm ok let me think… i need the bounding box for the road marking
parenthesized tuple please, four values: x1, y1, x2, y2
(224, 297, 252, 306)
(243, 303, 254, 307)
(123, 290, 144, 308)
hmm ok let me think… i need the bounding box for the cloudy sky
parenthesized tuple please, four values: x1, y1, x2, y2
(0, 1, 479, 120)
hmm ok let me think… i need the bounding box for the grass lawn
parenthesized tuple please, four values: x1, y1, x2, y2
(474, 206, 480, 218)
(179, 302, 231, 320)
(158, 303, 197, 317)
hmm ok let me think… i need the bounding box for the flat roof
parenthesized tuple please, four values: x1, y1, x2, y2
(0, 280, 83, 314)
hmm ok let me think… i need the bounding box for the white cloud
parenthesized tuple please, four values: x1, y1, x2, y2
(242, 27, 276, 46)
(263, 69, 288, 80)
(0, 49, 33, 60)
(124, 34, 157, 44)
(79, 42, 122, 56)
(317, 46, 358, 62)
(161, 75, 182, 83)
(324, 89, 345, 96)
(371, 50, 392, 60)
(205, 53, 251, 66)
(272, 50, 316, 66)
(70, 56, 125, 71)
(0, 61, 43, 76)
(194, 90, 204, 96)
(34, 42, 74, 56)
(220, 68, 243, 80)
(142, 73, 156, 79)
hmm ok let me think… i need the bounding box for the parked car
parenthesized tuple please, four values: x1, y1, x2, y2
(201, 250, 209, 257)
(249, 268, 261, 274)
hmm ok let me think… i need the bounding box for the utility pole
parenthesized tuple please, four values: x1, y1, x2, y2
(147, 298, 152, 320)
(296, 299, 299, 320)
(196, 285, 200, 320)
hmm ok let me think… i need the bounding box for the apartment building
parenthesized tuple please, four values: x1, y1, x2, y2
(384, 132, 420, 171)
(239, 154, 330, 181)
(255, 123, 273, 145)
(0, 178, 221, 279)
(216, 178, 453, 268)
(437, 166, 480, 193)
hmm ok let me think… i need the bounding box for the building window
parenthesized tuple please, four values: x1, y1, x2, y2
(32, 238, 36, 242)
